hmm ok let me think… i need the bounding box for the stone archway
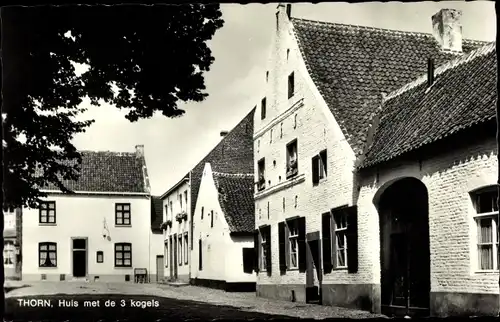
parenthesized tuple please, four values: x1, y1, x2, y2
(375, 177, 430, 317)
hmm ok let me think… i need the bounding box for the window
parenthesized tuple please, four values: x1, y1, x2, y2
(258, 158, 266, 191)
(288, 72, 295, 99)
(286, 140, 298, 179)
(334, 211, 348, 268)
(288, 220, 299, 269)
(312, 149, 327, 185)
(270, 129, 273, 143)
(165, 242, 169, 268)
(211, 210, 214, 228)
(242, 248, 254, 274)
(474, 188, 499, 270)
(201, 207, 204, 220)
(165, 205, 169, 220)
(39, 201, 56, 224)
(261, 97, 267, 120)
(198, 239, 203, 271)
(179, 194, 183, 211)
(39, 242, 57, 267)
(3, 241, 15, 266)
(115, 243, 132, 267)
(184, 233, 189, 265)
(169, 201, 173, 215)
(294, 114, 297, 129)
(178, 235, 183, 266)
(260, 230, 269, 271)
(266, 71, 269, 82)
(96, 251, 104, 263)
(184, 191, 188, 210)
(115, 203, 131, 226)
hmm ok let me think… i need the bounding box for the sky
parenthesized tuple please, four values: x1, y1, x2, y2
(71, 1, 497, 196)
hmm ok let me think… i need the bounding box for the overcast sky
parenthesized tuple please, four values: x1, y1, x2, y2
(71, 2, 497, 196)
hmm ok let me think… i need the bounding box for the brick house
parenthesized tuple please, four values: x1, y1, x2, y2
(253, 3, 491, 317)
(3, 207, 22, 280)
(190, 163, 255, 292)
(22, 145, 161, 283)
(159, 108, 255, 285)
(356, 43, 497, 317)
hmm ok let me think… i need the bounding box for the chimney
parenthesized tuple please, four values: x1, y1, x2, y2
(220, 131, 229, 137)
(286, 4, 292, 19)
(427, 58, 435, 87)
(135, 144, 144, 158)
(432, 9, 463, 52)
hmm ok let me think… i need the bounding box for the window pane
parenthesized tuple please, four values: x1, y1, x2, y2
(123, 213, 130, 219)
(124, 252, 131, 259)
(116, 252, 123, 259)
(116, 259, 123, 265)
(40, 244, 47, 251)
(116, 204, 123, 211)
(479, 219, 493, 243)
(336, 232, 345, 248)
(478, 191, 497, 213)
(49, 202, 55, 209)
(49, 244, 56, 251)
(116, 245, 123, 251)
(124, 245, 131, 251)
(124, 259, 131, 266)
(479, 245, 493, 269)
(123, 204, 130, 211)
(337, 249, 346, 267)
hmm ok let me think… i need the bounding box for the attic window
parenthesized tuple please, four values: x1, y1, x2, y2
(288, 72, 295, 99)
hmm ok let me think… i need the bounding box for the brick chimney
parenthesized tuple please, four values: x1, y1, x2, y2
(432, 9, 463, 52)
(135, 144, 144, 158)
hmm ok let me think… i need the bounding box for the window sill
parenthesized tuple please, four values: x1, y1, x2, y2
(333, 267, 348, 271)
(313, 178, 327, 187)
(255, 174, 306, 200)
(474, 270, 499, 274)
(287, 267, 300, 272)
(39, 223, 57, 226)
(38, 266, 58, 269)
(115, 225, 132, 228)
(114, 266, 133, 269)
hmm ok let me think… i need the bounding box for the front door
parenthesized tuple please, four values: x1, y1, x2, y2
(156, 255, 164, 282)
(306, 232, 322, 304)
(72, 238, 87, 278)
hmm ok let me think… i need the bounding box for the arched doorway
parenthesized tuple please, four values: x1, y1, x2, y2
(376, 177, 430, 317)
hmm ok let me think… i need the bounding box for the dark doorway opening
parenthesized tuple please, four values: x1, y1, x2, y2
(378, 178, 430, 317)
(306, 232, 322, 305)
(72, 238, 87, 278)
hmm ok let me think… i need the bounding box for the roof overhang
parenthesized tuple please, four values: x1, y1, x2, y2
(159, 173, 190, 200)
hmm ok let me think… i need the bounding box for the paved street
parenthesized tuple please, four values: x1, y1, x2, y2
(5, 281, 387, 321)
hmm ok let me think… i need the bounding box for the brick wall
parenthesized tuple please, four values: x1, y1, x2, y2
(357, 137, 498, 294)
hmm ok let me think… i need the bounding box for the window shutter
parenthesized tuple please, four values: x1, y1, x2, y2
(312, 156, 319, 185)
(285, 224, 290, 268)
(279, 222, 287, 274)
(253, 230, 260, 273)
(298, 217, 307, 272)
(265, 226, 272, 274)
(322, 212, 333, 274)
(346, 206, 359, 273)
(322, 150, 328, 176)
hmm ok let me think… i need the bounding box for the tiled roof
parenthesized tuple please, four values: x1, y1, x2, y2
(190, 108, 255, 216)
(151, 196, 164, 233)
(359, 43, 497, 169)
(212, 172, 255, 233)
(40, 151, 148, 193)
(291, 17, 488, 155)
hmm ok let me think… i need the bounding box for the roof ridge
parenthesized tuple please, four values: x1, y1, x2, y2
(79, 149, 136, 156)
(212, 172, 253, 178)
(385, 42, 496, 101)
(291, 17, 489, 45)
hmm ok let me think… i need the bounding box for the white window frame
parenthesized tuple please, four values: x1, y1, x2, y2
(334, 212, 348, 269)
(288, 222, 299, 269)
(473, 188, 499, 271)
(260, 232, 268, 271)
(3, 241, 15, 266)
(178, 235, 183, 266)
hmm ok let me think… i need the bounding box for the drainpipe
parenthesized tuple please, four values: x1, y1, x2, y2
(497, 90, 500, 317)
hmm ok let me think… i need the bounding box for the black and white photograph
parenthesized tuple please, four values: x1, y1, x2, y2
(1, 1, 498, 321)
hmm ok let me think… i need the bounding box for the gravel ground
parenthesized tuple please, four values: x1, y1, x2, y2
(5, 281, 387, 320)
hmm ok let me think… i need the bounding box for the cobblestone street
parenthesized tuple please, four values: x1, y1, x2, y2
(5, 281, 387, 320)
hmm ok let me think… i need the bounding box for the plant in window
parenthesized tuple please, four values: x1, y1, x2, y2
(286, 140, 298, 178)
(160, 220, 172, 230)
(176, 211, 188, 222)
